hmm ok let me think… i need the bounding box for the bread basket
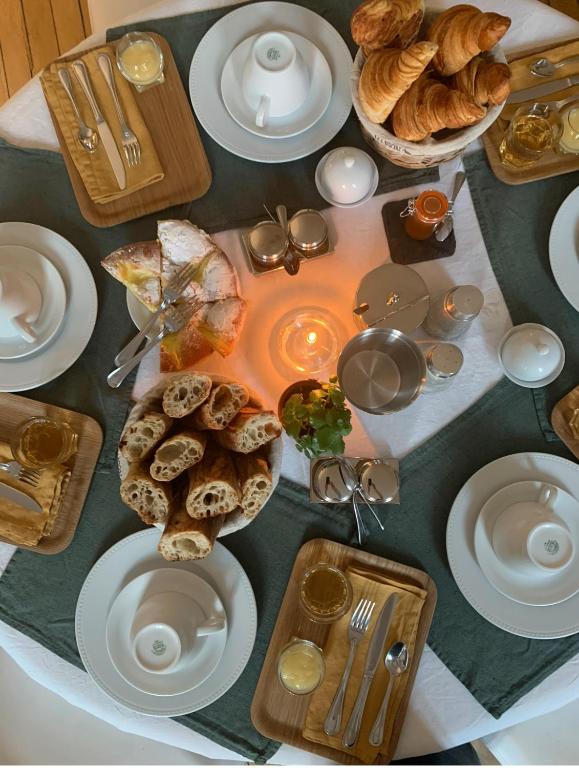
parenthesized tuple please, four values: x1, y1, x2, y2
(118, 373, 283, 537)
(350, 12, 508, 168)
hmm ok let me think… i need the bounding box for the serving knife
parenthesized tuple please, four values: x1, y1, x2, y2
(0, 480, 42, 514)
(507, 75, 579, 105)
(72, 60, 127, 189)
(342, 593, 399, 748)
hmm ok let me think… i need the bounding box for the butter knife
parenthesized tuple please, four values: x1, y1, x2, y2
(0, 480, 42, 514)
(507, 74, 579, 104)
(342, 593, 399, 748)
(72, 60, 127, 189)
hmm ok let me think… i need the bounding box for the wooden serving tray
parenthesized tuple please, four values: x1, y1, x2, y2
(482, 39, 579, 185)
(47, 33, 212, 227)
(251, 538, 437, 764)
(0, 393, 102, 554)
(551, 384, 579, 460)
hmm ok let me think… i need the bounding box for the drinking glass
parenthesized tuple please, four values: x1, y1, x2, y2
(12, 417, 78, 468)
(499, 103, 562, 168)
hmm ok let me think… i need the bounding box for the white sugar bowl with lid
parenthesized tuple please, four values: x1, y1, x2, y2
(499, 323, 565, 388)
(315, 146, 379, 207)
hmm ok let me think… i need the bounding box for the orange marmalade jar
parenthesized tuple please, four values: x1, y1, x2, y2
(402, 190, 449, 240)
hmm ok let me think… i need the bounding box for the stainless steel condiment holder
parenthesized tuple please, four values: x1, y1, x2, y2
(240, 229, 334, 276)
(309, 456, 400, 505)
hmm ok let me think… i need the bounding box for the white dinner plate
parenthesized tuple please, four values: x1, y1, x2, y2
(0, 245, 67, 360)
(0, 223, 97, 391)
(106, 569, 227, 696)
(549, 186, 579, 312)
(447, 452, 579, 638)
(190, 1, 353, 163)
(221, 31, 332, 140)
(474, 481, 579, 606)
(76, 529, 256, 716)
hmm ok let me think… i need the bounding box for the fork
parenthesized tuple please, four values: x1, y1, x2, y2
(324, 598, 376, 736)
(97, 53, 141, 167)
(107, 301, 202, 388)
(114, 261, 199, 366)
(0, 461, 42, 488)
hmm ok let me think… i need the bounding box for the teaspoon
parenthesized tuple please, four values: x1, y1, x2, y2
(531, 55, 579, 78)
(276, 204, 300, 276)
(434, 171, 466, 243)
(57, 67, 99, 154)
(369, 642, 409, 747)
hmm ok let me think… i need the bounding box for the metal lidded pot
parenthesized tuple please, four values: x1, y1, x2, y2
(337, 327, 425, 415)
(289, 209, 328, 254)
(247, 220, 287, 266)
(354, 263, 429, 335)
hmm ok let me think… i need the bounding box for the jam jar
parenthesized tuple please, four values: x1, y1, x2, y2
(401, 190, 448, 240)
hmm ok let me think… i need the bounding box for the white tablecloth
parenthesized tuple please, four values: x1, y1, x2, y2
(1, 0, 579, 763)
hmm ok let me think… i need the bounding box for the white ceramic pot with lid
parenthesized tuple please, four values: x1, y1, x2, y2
(499, 323, 565, 388)
(315, 146, 379, 207)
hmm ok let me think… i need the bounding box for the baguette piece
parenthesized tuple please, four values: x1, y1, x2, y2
(162, 373, 212, 417)
(119, 411, 173, 462)
(158, 506, 223, 561)
(235, 454, 272, 519)
(150, 430, 207, 482)
(191, 383, 249, 430)
(186, 448, 241, 518)
(214, 408, 282, 454)
(120, 462, 173, 524)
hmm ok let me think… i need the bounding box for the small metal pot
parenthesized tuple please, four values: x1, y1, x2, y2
(289, 209, 328, 255)
(247, 220, 288, 266)
(337, 327, 425, 415)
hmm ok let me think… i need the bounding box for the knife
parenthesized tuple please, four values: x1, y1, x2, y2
(507, 75, 579, 104)
(0, 480, 42, 514)
(342, 593, 399, 748)
(71, 60, 127, 190)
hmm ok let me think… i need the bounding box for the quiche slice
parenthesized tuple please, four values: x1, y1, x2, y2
(101, 241, 162, 310)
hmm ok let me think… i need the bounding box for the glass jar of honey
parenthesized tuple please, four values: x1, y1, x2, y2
(299, 563, 352, 623)
(277, 638, 325, 695)
(401, 190, 448, 240)
(12, 417, 78, 468)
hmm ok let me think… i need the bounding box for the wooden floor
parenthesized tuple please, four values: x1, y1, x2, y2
(0, 0, 90, 106)
(0, 0, 578, 107)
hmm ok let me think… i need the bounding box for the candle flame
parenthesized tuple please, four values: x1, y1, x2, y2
(306, 331, 318, 345)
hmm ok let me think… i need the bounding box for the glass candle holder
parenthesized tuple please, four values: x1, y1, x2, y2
(12, 417, 78, 468)
(116, 32, 165, 91)
(277, 307, 340, 375)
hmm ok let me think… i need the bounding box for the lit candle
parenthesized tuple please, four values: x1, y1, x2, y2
(276, 309, 340, 375)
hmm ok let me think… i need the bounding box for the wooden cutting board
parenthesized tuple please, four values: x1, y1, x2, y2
(482, 38, 579, 184)
(251, 538, 437, 764)
(551, 384, 579, 460)
(46, 33, 211, 227)
(0, 393, 102, 554)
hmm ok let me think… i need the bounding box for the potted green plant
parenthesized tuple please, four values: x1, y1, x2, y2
(279, 376, 352, 458)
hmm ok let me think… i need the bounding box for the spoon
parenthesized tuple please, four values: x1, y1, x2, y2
(434, 171, 466, 243)
(531, 55, 579, 78)
(339, 460, 385, 533)
(276, 204, 300, 276)
(57, 67, 99, 154)
(369, 642, 409, 747)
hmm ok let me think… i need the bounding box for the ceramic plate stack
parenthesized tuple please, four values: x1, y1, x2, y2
(189, 1, 353, 163)
(447, 452, 579, 639)
(76, 529, 257, 715)
(0, 223, 97, 392)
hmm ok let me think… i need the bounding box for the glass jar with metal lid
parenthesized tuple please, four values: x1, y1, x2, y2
(421, 343, 464, 393)
(423, 285, 484, 340)
(401, 190, 449, 241)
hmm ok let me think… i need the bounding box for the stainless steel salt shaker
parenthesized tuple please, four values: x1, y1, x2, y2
(421, 343, 464, 393)
(423, 285, 484, 339)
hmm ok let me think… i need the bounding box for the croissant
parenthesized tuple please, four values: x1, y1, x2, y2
(426, 4, 511, 76)
(392, 73, 487, 141)
(359, 41, 438, 124)
(351, 0, 425, 53)
(450, 57, 511, 106)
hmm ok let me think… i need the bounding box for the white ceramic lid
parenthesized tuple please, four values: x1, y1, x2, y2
(317, 147, 378, 204)
(499, 323, 565, 385)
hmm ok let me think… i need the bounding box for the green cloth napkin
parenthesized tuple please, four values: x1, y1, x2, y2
(106, 0, 440, 233)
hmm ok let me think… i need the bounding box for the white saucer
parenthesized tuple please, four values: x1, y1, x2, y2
(106, 569, 227, 696)
(0, 245, 66, 360)
(76, 529, 256, 716)
(447, 452, 579, 638)
(190, 1, 353, 163)
(0, 223, 97, 392)
(549, 186, 579, 312)
(474, 481, 579, 606)
(221, 31, 332, 140)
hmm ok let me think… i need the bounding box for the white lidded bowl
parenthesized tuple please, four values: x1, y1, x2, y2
(499, 323, 565, 388)
(350, 10, 508, 169)
(315, 146, 379, 207)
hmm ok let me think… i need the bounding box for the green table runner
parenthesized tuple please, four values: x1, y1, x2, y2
(106, 0, 439, 234)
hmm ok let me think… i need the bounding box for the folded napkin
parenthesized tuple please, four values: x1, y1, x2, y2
(0, 442, 70, 547)
(303, 567, 427, 764)
(41, 45, 163, 204)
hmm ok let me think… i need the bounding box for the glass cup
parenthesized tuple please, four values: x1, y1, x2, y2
(298, 562, 353, 623)
(499, 103, 562, 169)
(557, 103, 579, 155)
(116, 32, 165, 91)
(277, 638, 325, 695)
(11, 417, 78, 468)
